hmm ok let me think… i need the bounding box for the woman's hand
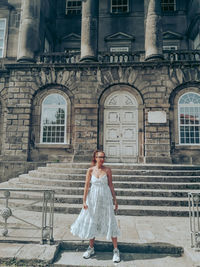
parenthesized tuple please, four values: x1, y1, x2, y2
(83, 201, 88, 210)
(114, 200, 118, 211)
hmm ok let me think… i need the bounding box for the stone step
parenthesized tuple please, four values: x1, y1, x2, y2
(17, 176, 200, 190)
(54, 251, 186, 267)
(59, 240, 184, 254)
(37, 167, 200, 176)
(26, 171, 200, 183)
(0, 190, 189, 206)
(0, 200, 190, 216)
(54, 241, 184, 266)
(5, 180, 197, 198)
(47, 162, 200, 170)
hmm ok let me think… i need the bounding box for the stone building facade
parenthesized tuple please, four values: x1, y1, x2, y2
(0, 0, 200, 179)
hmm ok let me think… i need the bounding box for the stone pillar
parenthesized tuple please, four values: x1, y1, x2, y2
(80, 0, 98, 62)
(144, 0, 163, 61)
(17, 0, 40, 62)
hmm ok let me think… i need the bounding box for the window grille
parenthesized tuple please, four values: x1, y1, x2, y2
(161, 0, 176, 12)
(66, 0, 82, 15)
(0, 19, 6, 58)
(178, 93, 200, 145)
(111, 0, 129, 14)
(41, 94, 67, 144)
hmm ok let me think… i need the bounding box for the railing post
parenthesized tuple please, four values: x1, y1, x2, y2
(41, 191, 54, 245)
(0, 190, 12, 237)
(188, 193, 200, 250)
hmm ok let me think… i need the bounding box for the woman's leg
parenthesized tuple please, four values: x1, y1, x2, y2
(89, 237, 95, 248)
(111, 237, 118, 249)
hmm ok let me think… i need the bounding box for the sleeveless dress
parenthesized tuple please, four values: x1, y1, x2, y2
(70, 174, 120, 240)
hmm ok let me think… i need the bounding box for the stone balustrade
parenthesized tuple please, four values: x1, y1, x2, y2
(35, 50, 200, 64)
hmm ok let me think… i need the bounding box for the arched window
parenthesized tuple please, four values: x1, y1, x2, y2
(41, 94, 67, 144)
(178, 92, 200, 145)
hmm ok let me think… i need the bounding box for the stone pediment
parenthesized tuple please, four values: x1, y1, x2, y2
(62, 33, 81, 42)
(105, 32, 135, 42)
(163, 31, 183, 40)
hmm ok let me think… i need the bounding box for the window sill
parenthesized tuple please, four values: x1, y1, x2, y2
(175, 145, 200, 150)
(35, 143, 72, 149)
(110, 12, 130, 16)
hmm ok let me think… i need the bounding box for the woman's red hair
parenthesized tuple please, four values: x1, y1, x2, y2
(91, 150, 105, 166)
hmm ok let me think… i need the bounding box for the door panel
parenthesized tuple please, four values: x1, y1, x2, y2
(104, 92, 138, 163)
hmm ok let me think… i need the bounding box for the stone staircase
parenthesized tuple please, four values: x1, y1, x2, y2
(1, 162, 200, 216)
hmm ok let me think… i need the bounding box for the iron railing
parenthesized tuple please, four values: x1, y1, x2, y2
(36, 50, 200, 64)
(0, 188, 55, 245)
(188, 192, 200, 250)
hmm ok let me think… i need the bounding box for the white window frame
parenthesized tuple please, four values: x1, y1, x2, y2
(66, 0, 82, 15)
(178, 92, 200, 145)
(161, 0, 176, 12)
(111, 0, 129, 14)
(40, 94, 67, 144)
(0, 18, 6, 58)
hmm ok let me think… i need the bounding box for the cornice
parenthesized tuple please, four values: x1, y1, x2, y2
(4, 61, 200, 71)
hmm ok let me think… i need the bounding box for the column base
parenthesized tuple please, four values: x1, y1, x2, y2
(80, 55, 98, 62)
(145, 54, 164, 61)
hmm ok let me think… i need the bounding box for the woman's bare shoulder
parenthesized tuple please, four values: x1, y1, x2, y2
(87, 166, 94, 174)
(104, 166, 112, 174)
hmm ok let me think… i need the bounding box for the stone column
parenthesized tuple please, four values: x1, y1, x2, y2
(17, 0, 40, 62)
(80, 0, 98, 62)
(144, 0, 163, 61)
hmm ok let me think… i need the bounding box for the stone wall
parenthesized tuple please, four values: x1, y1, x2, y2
(0, 161, 46, 183)
(0, 61, 198, 166)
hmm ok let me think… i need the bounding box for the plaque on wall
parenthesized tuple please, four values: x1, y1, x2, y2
(148, 111, 167, 123)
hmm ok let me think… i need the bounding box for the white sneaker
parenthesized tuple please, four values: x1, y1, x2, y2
(113, 248, 120, 263)
(83, 246, 95, 259)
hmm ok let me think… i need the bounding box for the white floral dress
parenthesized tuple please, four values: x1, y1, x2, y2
(70, 174, 120, 240)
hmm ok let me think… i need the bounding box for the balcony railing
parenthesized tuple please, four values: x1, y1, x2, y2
(164, 50, 200, 62)
(36, 50, 200, 64)
(37, 52, 81, 64)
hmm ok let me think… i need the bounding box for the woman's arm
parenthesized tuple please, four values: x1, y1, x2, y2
(107, 168, 118, 211)
(83, 168, 92, 209)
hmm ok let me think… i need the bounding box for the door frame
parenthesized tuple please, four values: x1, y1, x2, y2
(98, 84, 145, 163)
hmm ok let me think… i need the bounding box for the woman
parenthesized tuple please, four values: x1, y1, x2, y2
(70, 150, 120, 263)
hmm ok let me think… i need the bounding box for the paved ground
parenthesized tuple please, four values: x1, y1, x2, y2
(0, 209, 200, 266)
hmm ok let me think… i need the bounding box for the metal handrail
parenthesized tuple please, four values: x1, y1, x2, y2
(188, 192, 200, 250)
(0, 188, 55, 245)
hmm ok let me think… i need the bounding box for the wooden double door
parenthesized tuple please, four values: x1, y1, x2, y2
(104, 91, 138, 163)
